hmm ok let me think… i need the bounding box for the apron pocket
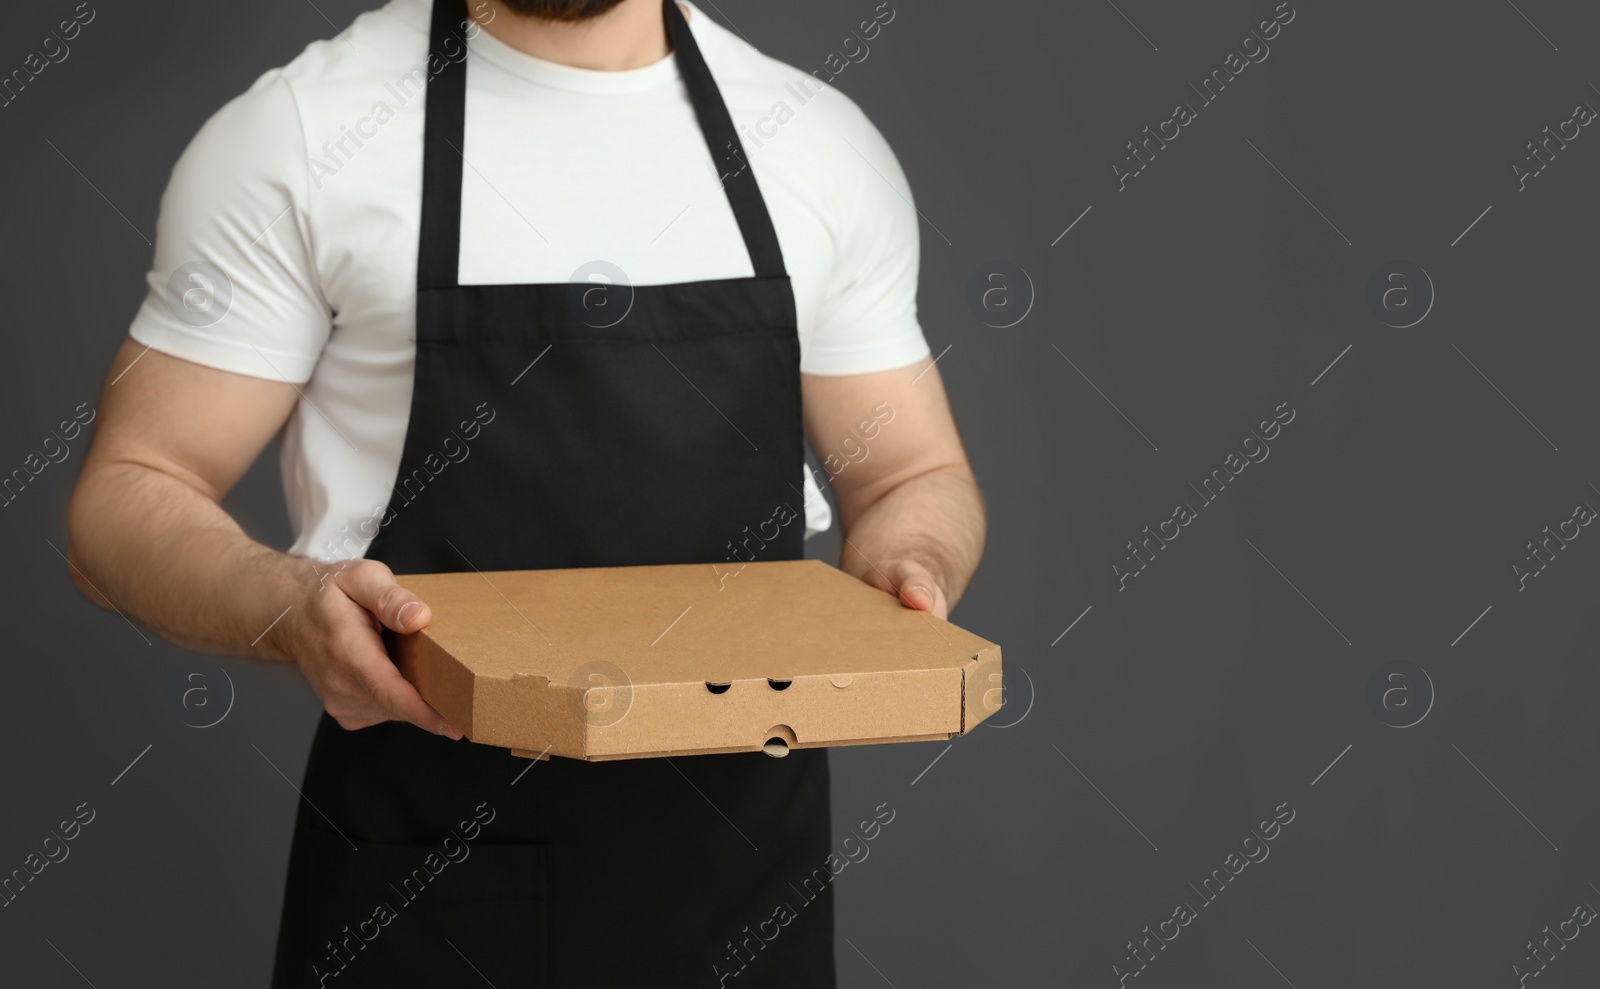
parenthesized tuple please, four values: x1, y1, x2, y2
(278, 826, 549, 989)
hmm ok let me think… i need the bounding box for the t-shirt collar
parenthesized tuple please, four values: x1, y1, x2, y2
(389, 0, 718, 95)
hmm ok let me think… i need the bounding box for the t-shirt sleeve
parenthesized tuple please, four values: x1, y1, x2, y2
(127, 71, 330, 384)
(802, 100, 931, 376)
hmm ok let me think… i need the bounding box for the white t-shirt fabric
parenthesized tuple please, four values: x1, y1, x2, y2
(127, 0, 929, 563)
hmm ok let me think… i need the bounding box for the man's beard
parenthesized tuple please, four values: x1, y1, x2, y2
(497, 0, 630, 21)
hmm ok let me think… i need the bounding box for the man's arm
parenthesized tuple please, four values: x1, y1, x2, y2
(802, 357, 985, 619)
(66, 339, 460, 737)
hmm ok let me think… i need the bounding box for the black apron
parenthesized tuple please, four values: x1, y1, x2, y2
(270, 2, 834, 985)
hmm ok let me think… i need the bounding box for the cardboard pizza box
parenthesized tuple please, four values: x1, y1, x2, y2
(386, 559, 1002, 761)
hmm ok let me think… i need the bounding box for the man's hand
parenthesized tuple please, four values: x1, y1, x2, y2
(68, 342, 461, 741)
(279, 559, 463, 738)
(861, 558, 950, 620)
(803, 358, 985, 619)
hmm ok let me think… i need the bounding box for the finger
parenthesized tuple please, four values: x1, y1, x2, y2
(360, 657, 464, 740)
(860, 559, 924, 603)
(863, 559, 947, 616)
(860, 565, 898, 597)
(335, 560, 432, 633)
(319, 671, 388, 730)
(328, 708, 384, 732)
(886, 560, 941, 613)
(330, 619, 463, 740)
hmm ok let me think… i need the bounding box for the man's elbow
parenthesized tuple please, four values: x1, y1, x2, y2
(64, 489, 115, 611)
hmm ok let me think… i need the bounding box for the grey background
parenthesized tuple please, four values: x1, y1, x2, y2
(2, 0, 1598, 985)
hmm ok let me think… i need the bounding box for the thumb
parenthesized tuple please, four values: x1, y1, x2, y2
(865, 560, 949, 619)
(334, 560, 432, 633)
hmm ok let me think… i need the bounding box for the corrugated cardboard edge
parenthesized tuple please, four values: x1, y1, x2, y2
(960, 646, 1004, 734)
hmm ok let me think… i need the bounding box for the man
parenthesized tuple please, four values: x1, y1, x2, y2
(66, 0, 984, 985)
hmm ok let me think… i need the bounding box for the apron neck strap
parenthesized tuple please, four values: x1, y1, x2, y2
(417, 0, 469, 291)
(417, 0, 788, 291)
(661, 0, 787, 280)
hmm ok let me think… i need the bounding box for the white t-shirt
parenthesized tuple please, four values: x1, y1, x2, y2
(128, 0, 928, 563)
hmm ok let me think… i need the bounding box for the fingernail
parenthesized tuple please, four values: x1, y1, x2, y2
(439, 722, 464, 741)
(395, 601, 420, 629)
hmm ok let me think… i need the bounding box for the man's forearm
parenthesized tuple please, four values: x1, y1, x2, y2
(837, 465, 986, 610)
(67, 462, 319, 661)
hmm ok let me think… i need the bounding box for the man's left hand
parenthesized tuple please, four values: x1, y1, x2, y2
(862, 559, 950, 620)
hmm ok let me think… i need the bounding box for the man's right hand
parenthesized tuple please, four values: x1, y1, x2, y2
(281, 558, 464, 739)
(67, 341, 462, 742)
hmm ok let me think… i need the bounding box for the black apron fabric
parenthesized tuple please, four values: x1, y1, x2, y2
(269, 2, 834, 985)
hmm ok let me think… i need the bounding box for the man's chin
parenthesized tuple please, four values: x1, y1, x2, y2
(497, 0, 630, 22)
